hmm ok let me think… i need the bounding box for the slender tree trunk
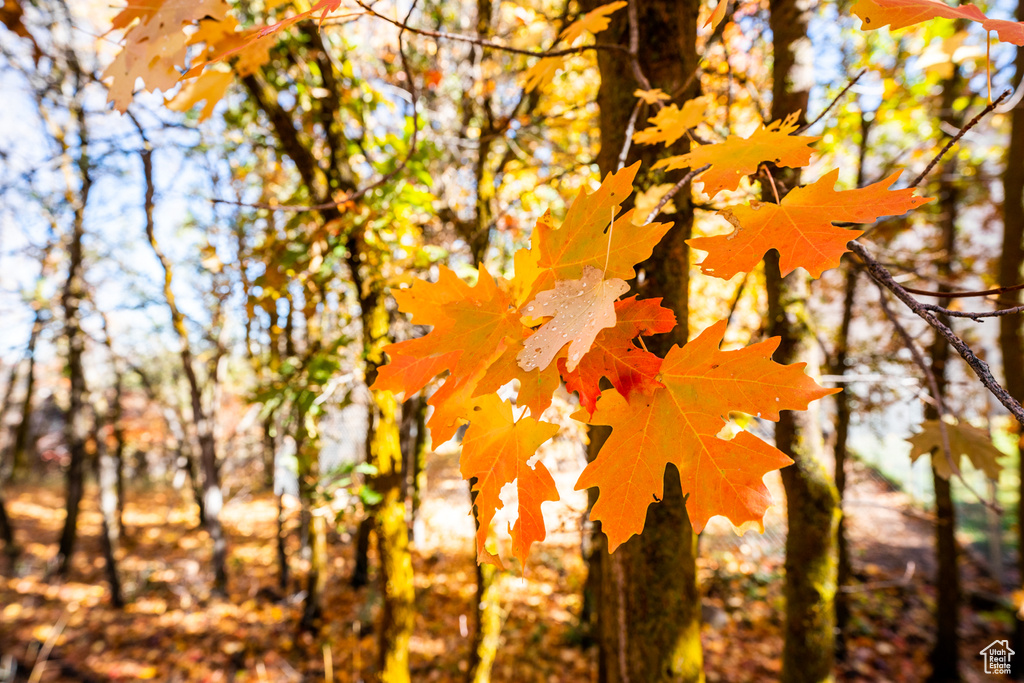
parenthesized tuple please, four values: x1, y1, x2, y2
(349, 240, 413, 682)
(93, 413, 124, 607)
(768, 1, 839, 680)
(55, 99, 92, 579)
(351, 516, 373, 588)
(297, 408, 326, 630)
(11, 306, 44, 480)
(1003, 4, 1024, 671)
(582, 0, 703, 679)
(402, 396, 428, 533)
(0, 488, 16, 563)
(833, 111, 871, 656)
(926, 68, 964, 683)
(263, 419, 290, 591)
(832, 265, 856, 656)
(136, 132, 227, 595)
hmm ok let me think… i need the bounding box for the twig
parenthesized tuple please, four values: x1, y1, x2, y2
(797, 69, 867, 134)
(850, 239, 1024, 428)
(616, 98, 644, 171)
(625, 0, 652, 92)
(643, 165, 708, 225)
(873, 283, 1000, 512)
(354, 0, 626, 58)
(908, 90, 1009, 189)
(901, 281, 1024, 299)
(919, 303, 1024, 319)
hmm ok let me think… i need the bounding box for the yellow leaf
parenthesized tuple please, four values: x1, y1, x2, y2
(166, 68, 234, 121)
(634, 88, 671, 104)
(632, 96, 711, 146)
(559, 1, 627, 45)
(521, 56, 562, 93)
(655, 111, 819, 197)
(907, 418, 1004, 480)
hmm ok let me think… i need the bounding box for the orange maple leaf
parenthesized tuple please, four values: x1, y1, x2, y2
(851, 0, 1024, 46)
(654, 112, 819, 198)
(520, 162, 672, 300)
(559, 296, 676, 414)
(632, 96, 710, 146)
(372, 267, 525, 444)
(460, 395, 560, 568)
(575, 320, 838, 551)
(689, 169, 933, 279)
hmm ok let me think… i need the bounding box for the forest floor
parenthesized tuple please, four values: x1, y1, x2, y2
(0, 449, 1017, 682)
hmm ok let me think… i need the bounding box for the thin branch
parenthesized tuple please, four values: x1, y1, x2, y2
(901, 281, 1024, 299)
(354, 0, 626, 58)
(214, 5, 422, 214)
(797, 69, 867, 134)
(625, 0, 652, 92)
(616, 98, 644, 171)
(908, 90, 1009, 189)
(872, 282, 1000, 513)
(849, 239, 1024, 428)
(642, 165, 708, 225)
(919, 303, 1024, 319)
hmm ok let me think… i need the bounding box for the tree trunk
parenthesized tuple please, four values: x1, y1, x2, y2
(55, 104, 91, 578)
(351, 515, 373, 588)
(582, 0, 703, 679)
(263, 420, 290, 591)
(833, 111, 871, 657)
(11, 306, 43, 480)
(137, 135, 227, 595)
(1003, 3, 1024, 671)
(349, 240, 413, 682)
(767, 1, 839, 679)
(0, 489, 17, 568)
(297, 409, 326, 630)
(925, 67, 964, 683)
(94, 414, 125, 608)
(832, 265, 856, 657)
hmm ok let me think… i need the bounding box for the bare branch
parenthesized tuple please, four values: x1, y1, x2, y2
(797, 69, 867, 134)
(642, 164, 708, 225)
(353, 0, 627, 58)
(849, 239, 1024, 428)
(909, 90, 1009, 189)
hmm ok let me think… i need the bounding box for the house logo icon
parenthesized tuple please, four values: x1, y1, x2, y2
(980, 640, 1015, 675)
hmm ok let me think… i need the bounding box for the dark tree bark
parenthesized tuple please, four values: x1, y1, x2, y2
(925, 66, 965, 683)
(0, 489, 17, 568)
(55, 75, 93, 579)
(582, 0, 703, 679)
(833, 111, 871, 656)
(1003, 3, 1024, 672)
(11, 305, 44, 480)
(767, 1, 839, 680)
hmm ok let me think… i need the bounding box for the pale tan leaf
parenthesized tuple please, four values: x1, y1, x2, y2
(517, 265, 629, 372)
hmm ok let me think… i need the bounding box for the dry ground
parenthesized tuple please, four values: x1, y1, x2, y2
(0, 452, 1015, 682)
